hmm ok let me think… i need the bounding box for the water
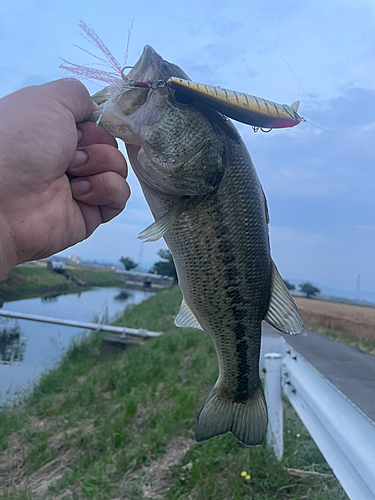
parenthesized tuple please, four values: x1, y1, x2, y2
(0, 287, 152, 403)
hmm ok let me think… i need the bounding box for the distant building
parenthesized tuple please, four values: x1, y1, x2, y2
(46, 260, 65, 270)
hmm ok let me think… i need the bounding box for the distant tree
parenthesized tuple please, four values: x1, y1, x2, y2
(120, 256, 138, 271)
(299, 281, 321, 299)
(150, 249, 177, 282)
(283, 279, 295, 291)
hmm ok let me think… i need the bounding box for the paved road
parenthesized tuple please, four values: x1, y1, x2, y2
(262, 322, 375, 423)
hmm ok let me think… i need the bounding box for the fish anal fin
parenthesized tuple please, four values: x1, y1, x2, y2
(195, 386, 268, 446)
(174, 299, 203, 330)
(265, 261, 304, 335)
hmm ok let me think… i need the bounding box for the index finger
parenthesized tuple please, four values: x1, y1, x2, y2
(41, 78, 95, 124)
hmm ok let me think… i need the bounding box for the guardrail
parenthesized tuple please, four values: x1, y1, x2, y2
(260, 334, 375, 500)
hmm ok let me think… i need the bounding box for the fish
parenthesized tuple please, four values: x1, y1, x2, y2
(91, 45, 304, 446)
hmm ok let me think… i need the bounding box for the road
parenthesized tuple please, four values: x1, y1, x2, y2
(262, 322, 375, 423)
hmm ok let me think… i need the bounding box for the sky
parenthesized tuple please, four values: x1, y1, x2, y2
(1, 0, 374, 300)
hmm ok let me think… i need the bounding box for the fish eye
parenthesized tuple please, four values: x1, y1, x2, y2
(174, 90, 194, 105)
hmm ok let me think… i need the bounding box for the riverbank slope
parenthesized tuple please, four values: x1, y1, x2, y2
(0, 287, 346, 499)
(0, 266, 124, 302)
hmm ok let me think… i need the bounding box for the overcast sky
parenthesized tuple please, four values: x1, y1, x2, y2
(1, 0, 374, 299)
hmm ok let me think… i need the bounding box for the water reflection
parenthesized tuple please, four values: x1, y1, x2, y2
(41, 294, 59, 303)
(114, 291, 131, 301)
(0, 320, 27, 365)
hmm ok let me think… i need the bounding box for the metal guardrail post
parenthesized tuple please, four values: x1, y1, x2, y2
(264, 352, 283, 460)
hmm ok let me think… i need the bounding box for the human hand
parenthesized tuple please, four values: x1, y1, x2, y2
(0, 79, 129, 280)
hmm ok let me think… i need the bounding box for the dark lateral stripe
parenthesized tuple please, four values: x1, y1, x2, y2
(213, 205, 250, 401)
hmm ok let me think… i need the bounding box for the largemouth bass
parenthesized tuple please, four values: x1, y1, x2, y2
(91, 46, 303, 446)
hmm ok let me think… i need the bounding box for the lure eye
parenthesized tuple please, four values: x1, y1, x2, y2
(174, 90, 194, 105)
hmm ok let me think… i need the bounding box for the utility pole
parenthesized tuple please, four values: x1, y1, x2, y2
(355, 273, 361, 302)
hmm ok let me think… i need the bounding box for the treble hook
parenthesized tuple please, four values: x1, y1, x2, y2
(252, 126, 273, 134)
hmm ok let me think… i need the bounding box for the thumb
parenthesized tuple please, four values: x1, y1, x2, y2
(41, 78, 95, 124)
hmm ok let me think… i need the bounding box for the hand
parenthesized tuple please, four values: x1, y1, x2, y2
(0, 79, 129, 280)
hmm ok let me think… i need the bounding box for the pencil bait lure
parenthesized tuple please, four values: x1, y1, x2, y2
(122, 76, 304, 131)
(167, 77, 304, 130)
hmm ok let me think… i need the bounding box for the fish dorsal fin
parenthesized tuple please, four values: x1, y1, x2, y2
(290, 100, 300, 112)
(138, 198, 189, 242)
(264, 261, 304, 335)
(175, 299, 203, 330)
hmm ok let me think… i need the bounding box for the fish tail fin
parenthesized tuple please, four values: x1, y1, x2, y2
(195, 386, 268, 446)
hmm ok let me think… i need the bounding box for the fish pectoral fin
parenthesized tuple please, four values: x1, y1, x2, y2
(195, 386, 268, 446)
(262, 188, 270, 224)
(174, 299, 203, 330)
(264, 260, 304, 335)
(138, 198, 190, 242)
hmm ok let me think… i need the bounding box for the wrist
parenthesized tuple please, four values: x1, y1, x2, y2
(0, 216, 17, 281)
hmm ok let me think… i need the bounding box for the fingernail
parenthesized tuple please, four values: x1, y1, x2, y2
(70, 150, 88, 169)
(77, 127, 83, 143)
(71, 179, 90, 196)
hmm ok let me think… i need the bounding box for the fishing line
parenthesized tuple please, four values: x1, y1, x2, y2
(305, 120, 375, 158)
(281, 57, 374, 158)
(281, 56, 305, 95)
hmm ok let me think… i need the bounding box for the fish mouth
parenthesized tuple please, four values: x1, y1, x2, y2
(126, 45, 189, 83)
(90, 45, 190, 125)
(126, 45, 164, 83)
(91, 45, 162, 110)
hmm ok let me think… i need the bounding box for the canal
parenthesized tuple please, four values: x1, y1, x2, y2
(0, 287, 153, 404)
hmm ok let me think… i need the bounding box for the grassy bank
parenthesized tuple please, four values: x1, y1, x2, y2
(0, 287, 347, 499)
(0, 266, 124, 302)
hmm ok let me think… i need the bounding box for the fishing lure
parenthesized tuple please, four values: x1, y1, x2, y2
(125, 76, 303, 130)
(167, 77, 303, 130)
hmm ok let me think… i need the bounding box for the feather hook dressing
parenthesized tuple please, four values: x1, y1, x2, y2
(59, 18, 134, 88)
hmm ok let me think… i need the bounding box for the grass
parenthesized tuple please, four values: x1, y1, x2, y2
(306, 323, 375, 355)
(0, 267, 76, 302)
(63, 269, 124, 287)
(0, 287, 348, 499)
(0, 266, 123, 302)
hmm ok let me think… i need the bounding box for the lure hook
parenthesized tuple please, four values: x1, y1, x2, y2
(121, 66, 134, 82)
(252, 126, 273, 134)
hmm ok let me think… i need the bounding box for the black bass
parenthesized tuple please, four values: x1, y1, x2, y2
(91, 46, 303, 446)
